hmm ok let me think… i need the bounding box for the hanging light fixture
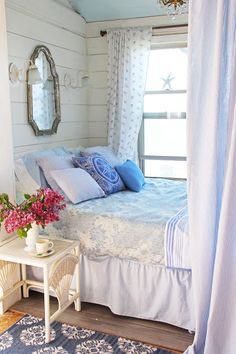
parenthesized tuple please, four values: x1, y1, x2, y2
(9, 61, 43, 85)
(158, 0, 188, 18)
(27, 62, 43, 85)
(43, 75, 53, 90)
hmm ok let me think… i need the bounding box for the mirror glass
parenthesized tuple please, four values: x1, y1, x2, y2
(27, 46, 61, 136)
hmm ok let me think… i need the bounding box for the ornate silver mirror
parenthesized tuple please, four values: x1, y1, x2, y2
(27, 46, 61, 136)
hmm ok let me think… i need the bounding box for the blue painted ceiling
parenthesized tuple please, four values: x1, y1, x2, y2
(68, 0, 168, 22)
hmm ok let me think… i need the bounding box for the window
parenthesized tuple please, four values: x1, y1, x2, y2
(139, 45, 187, 179)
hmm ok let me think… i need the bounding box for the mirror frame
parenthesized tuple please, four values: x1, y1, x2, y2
(27, 45, 61, 136)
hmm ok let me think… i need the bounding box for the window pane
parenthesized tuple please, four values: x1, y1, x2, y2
(144, 119, 186, 157)
(144, 160, 187, 179)
(144, 93, 186, 114)
(146, 48, 187, 91)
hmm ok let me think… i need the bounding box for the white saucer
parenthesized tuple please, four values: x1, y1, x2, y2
(29, 249, 55, 258)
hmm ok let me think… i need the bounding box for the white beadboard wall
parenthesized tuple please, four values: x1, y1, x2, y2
(86, 15, 188, 146)
(5, 0, 89, 156)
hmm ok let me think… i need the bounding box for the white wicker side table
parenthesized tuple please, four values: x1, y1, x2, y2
(0, 237, 80, 343)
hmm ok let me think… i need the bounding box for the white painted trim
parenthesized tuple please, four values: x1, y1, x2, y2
(0, 1, 15, 202)
(0, 5, 21, 312)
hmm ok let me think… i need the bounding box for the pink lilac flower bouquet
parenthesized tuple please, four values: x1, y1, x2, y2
(0, 188, 66, 238)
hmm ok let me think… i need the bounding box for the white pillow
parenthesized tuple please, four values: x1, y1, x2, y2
(15, 159, 40, 201)
(85, 146, 123, 167)
(21, 147, 68, 186)
(36, 156, 74, 194)
(50, 168, 105, 204)
(64, 145, 86, 156)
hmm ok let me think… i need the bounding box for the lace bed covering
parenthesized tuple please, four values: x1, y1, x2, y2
(47, 178, 187, 265)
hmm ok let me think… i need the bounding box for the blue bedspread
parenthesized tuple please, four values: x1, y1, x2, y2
(47, 178, 187, 265)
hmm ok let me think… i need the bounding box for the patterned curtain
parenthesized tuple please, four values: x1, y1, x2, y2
(107, 27, 152, 161)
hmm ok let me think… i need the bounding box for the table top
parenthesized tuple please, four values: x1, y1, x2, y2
(0, 236, 79, 267)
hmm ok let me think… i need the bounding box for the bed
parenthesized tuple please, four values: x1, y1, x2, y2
(15, 147, 195, 331)
(47, 178, 187, 265)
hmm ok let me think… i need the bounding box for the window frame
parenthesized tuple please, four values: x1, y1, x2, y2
(139, 37, 188, 180)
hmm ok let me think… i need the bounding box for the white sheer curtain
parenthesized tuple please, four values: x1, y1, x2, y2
(186, 0, 236, 353)
(107, 27, 152, 161)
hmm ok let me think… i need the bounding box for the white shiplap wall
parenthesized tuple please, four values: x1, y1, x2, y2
(6, 0, 89, 156)
(86, 15, 188, 146)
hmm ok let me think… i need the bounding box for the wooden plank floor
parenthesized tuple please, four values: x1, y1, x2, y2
(0, 310, 25, 333)
(11, 291, 193, 353)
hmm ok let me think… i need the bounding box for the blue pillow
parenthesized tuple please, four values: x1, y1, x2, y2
(72, 155, 125, 195)
(115, 160, 145, 192)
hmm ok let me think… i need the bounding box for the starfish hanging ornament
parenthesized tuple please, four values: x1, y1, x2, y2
(161, 73, 175, 90)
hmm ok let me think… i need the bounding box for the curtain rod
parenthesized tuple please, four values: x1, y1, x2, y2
(100, 24, 188, 37)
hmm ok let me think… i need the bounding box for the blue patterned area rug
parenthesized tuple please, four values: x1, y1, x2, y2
(0, 314, 176, 354)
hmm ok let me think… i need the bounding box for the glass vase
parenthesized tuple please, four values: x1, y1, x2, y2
(24, 223, 39, 252)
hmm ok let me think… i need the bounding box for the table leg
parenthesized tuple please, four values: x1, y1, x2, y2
(21, 264, 28, 298)
(43, 265, 50, 343)
(74, 246, 81, 311)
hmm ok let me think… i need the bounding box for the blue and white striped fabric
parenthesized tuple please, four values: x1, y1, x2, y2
(164, 207, 190, 270)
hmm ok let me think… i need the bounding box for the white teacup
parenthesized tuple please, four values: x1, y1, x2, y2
(36, 239, 54, 254)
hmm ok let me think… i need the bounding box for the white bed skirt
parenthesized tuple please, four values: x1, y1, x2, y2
(27, 254, 195, 331)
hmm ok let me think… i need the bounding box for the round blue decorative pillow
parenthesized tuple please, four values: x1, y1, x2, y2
(72, 155, 125, 195)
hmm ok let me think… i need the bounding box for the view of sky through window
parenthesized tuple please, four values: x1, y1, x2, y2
(145, 48, 187, 91)
(142, 47, 187, 179)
